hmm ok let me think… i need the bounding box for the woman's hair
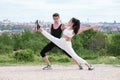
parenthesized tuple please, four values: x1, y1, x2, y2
(71, 18, 80, 34)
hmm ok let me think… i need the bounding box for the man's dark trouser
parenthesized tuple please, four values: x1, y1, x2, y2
(40, 42, 72, 58)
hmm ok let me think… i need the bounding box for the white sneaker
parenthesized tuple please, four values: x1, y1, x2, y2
(79, 65, 83, 70)
(42, 65, 52, 70)
(88, 65, 94, 70)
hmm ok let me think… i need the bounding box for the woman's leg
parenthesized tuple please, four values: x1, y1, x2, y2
(62, 49, 80, 65)
(41, 29, 61, 47)
(64, 44, 94, 70)
(66, 48, 88, 65)
(64, 42, 90, 66)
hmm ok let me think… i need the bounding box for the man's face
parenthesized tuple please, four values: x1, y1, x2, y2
(53, 16, 59, 23)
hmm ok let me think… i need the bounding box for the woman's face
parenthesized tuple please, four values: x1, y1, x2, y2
(68, 19, 74, 28)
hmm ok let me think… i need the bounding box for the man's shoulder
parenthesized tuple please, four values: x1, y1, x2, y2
(61, 23, 66, 30)
(50, 23, 53, 27)
(51, 23, 53, 25)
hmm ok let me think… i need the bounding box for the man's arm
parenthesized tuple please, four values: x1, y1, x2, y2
(61, 23, 66, 30)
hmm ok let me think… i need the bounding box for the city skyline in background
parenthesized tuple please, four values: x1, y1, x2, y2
(0, 0, 120, 23)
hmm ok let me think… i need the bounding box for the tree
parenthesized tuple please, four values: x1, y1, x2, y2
(107, 33, 120, 56)
(0, 33, 13, 54)
(89, 31, 106, 50)
(79, 29, 97, 49)
(11, 33, 22, 51)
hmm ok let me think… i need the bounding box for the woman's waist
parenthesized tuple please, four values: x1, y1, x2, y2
(61, 35, 72, 41)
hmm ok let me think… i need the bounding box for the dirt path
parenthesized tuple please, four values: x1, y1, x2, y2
(0, 64, 120, 80)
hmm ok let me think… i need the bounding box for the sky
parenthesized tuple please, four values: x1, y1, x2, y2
(0, 0, 120, 23)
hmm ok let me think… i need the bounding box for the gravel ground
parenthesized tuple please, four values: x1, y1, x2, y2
(0, 64, 120, 80)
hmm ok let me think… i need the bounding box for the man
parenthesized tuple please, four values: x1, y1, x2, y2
(39, 13, 83, 70)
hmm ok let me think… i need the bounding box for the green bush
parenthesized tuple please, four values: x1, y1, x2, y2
(14, 49, 34, 62)
(0, 33, 13, 54)
(117, 56, 120, 60)
(0, 43, 13, 54)
(96, 49, 107, 56)
(22, 40, 42, 53)
(20, 30, 49, 53)
(72, 34, 83, 50)
(90, 32, 106, 50)
(11, 33, 22, 50)
(49, 56, 56, 62)
(0, 33, 13, 46)
(76, 48, 98, 60)
(79, 29, 97, 49)
(107, 33, 120, 56)
(57, 57, 70, 63)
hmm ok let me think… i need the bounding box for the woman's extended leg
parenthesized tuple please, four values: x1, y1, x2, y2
(63, 42, 94, 70)
(41, 28, 62, 48)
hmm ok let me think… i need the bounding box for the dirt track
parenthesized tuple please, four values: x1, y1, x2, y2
(0, 64, 120, 80)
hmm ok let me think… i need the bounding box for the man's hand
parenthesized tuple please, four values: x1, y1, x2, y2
(61, 23, 66, 30)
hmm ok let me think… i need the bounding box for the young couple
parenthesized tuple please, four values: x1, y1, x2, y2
(36, 13, 95, 70)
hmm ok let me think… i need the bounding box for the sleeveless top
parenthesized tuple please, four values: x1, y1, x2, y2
(51, 24, 62, 38)
(63, 27, 74, 38)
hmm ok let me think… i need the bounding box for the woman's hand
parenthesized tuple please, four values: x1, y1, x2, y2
(77, 25, 97, 34)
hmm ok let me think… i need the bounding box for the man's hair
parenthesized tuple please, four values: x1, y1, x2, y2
(53, 13, 60, 17)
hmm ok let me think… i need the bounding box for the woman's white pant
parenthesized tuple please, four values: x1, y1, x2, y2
(41, 29, 87, 64)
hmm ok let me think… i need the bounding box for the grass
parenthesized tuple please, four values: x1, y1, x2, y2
(0, 53, 120, 66)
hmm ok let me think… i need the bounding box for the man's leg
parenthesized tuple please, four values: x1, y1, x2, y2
(40, 42, 56, 70)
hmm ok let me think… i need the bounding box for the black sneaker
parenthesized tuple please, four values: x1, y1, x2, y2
(42, 65, 52, 70)
(35, 20, 41, 30)
(79, 65, 83, 70)
(88, 65, 94, 70)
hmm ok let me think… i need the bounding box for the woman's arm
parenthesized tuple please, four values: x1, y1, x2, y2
(77, 25, 97, 34)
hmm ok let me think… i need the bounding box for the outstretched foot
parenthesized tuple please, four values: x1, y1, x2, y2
(35, 20, 41, 30)
(88, 65, 94, 70)
(79, 65, 83, 70)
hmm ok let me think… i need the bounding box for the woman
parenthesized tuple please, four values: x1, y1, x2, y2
(37, 18, 95, 70)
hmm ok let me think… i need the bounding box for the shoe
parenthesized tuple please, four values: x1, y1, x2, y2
(88, 65, 94, 70)
(42, 65, 52, 70)
(79, 65, 83, 70)
(35, 20, 41, 30)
